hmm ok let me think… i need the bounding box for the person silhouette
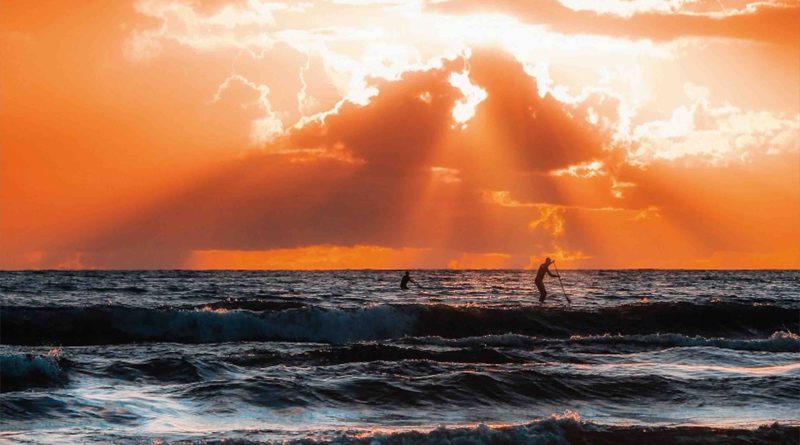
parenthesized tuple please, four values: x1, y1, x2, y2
(400, 271, 416, 290)
(535, 257, 559, 302)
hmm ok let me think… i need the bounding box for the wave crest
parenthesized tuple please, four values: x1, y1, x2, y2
(407, 331, 800, 353)
(1, 304, 414, 345)
(2, 302, 796, 345)
(0, 350, 67, 391)
(166, 418, 798, 445)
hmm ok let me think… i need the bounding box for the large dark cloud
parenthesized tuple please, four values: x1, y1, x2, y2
(43, 47, 800, 269)
(72, 49, 617, 268)
(428, 0, 800, 45)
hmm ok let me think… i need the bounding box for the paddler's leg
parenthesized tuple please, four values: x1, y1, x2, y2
(536, 280, 546, 302)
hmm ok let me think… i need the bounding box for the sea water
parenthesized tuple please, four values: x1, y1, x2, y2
(1, 270, 798, 444)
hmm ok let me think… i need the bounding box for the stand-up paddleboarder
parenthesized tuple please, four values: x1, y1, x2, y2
(535, 258, 559, 303)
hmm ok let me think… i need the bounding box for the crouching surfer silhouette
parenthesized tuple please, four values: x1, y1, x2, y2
(535, 257, 559, 303)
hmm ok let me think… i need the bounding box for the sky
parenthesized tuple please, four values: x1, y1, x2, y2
(1, 0, 798, 269)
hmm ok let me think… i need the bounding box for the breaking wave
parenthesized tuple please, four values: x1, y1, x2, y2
(0, 304, 414, 345)
(0, 350, 67, 391)
(2, 302, 796, 345)
(408, 330, 800, 353)
(164, 416, 799, 445)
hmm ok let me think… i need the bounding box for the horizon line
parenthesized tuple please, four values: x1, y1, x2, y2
(2, 268, 798, 272)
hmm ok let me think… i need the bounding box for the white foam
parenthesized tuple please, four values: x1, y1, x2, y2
(408, 331, 800, 352)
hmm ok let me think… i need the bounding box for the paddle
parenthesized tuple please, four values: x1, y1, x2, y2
(553, 262, 572, 304)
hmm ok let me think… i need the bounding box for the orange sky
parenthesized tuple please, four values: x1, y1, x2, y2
(1, 0, 798, 269)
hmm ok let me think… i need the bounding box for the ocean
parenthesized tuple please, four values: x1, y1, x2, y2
(1, 270, 798, 444)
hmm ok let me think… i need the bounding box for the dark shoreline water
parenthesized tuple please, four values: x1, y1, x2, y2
(1, 270, 798, 444)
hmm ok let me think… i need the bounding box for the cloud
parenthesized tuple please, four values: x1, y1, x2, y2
(212, 74, 285, 144)
(527, 245, 591, 269)
(558, 0, 794, 16)
(61, 49, 619, 268)
(429, 0, 800, 45)
(4, 1, 797, 270)
(529, 206, 566, 237)
(449, 69, 488, 128)
(631, 206, 662, 221)
(550, 160, 607, 178)
(186, 245, 432, 269)
(123, 29, 164, 62)
(125, 0, 294, 58)
(122, 0, 673, 148)
(447, 252, 513, 269)
(629, 83, 800, 165)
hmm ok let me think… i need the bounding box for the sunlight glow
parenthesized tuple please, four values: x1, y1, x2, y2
(550, 160, 607, 178)
(2, 0, 798, 269)
(448, 70, 487, 128)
